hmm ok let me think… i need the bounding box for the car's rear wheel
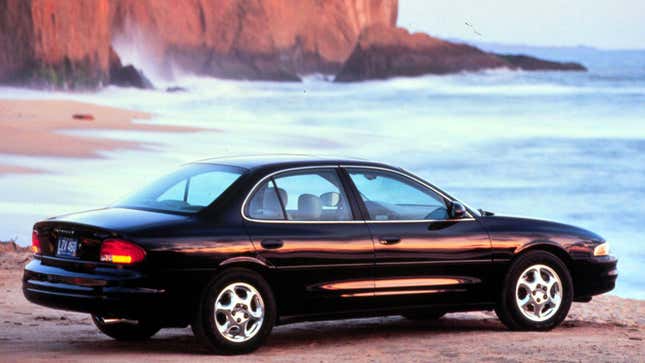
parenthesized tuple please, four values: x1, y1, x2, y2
(402, 311, 446, 320)
(192, 268, 276, 354)
(91, 315, 161, 341)
(495, 250, 573, 331)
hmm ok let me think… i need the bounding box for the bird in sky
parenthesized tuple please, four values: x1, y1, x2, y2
(465, 20, 483, 37)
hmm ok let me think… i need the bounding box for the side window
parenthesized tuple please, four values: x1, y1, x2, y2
(273, 169, 352, 221)
(347, 168, 449, 221)
(246, 181, 285, 220)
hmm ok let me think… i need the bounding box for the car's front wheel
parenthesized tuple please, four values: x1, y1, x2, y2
(192, 268, 276, 354)
(495, 250, 573, 331)
(92, 315, 161, 341)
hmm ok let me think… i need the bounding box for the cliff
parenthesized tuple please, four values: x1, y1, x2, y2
(0, 0, 112, 87)
(335, 25, 586, 82)
(110, 0, 397, 80)
(0, 0, 584, 88)
(0, 0, 398, 87)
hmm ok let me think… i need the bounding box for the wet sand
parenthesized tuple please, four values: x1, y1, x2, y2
(0, 99, 197, 174)
(1, 251, 643, 362)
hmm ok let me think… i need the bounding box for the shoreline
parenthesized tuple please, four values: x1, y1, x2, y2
(0, 99, 199, 175)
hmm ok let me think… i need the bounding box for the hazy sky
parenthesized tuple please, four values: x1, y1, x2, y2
(398, 0, 645, 49)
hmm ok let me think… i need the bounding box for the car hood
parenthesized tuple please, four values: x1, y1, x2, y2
(45, 207, 192, 234)
(479, 214, 605, 243)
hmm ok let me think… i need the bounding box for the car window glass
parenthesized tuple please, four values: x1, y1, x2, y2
(158, 179, 187, 201)
(347, 169, 448, 221)
(184, 172, 239, 206)
(272, 169, 352, 221)
(116, 164, 243, 214)
(246, 181, 286, 220)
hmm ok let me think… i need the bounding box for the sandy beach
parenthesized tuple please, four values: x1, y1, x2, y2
(0, 247, 642, 362)
(0, 99, 197, 175)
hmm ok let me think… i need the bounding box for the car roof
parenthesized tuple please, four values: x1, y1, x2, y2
(194, 154, 397, 171)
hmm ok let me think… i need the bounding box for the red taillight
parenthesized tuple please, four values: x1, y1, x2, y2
(31, 230, 41, 254)
(99, 239, 146, 264)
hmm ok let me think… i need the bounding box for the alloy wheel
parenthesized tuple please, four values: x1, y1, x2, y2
(515, 264, 563, 322)
(214, 282, 265, 342)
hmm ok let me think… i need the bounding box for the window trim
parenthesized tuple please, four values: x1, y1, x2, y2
(241, 164, 475, 224)
(241, 166, 364, 224)
(341, 165, 475, 223)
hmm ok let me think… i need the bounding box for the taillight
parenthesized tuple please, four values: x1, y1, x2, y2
(99, 239, 146, 264)
(31, 230, 41, 254)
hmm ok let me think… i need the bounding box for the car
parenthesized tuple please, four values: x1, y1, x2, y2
(23, 155, 617, 354)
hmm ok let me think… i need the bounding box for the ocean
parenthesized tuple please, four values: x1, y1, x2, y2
(1, 48, 643, 298)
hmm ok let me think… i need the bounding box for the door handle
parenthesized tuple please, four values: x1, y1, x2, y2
(378, 236, 401, 245)
(260, 239, 284, 249)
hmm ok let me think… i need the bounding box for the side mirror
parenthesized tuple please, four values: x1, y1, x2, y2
(478, 208, 495, 216)
(450, 201, 468, 219)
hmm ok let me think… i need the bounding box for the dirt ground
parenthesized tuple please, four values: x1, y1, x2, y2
(1, 251, 643, 362)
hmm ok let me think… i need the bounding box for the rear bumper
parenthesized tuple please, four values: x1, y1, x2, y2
(23, 258, 167, 318)
(572, 255, 618, 299)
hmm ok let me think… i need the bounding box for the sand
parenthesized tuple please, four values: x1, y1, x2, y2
(0, 99, 197, 174)
(0, 250, 642, 362)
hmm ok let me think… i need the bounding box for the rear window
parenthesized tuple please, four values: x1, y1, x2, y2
(115, 164, 244, 214)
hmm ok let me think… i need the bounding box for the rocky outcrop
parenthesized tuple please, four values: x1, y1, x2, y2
(335, 25, 508, 82)
(495, 54, 587, 71)
(108, 47, 152, 89)
(0, 0, 112, 88)
(335, 25, 586, 82)
(108, 0, 398, 81)
(0, 0, 398, 86)
(0, 0, 585, 88)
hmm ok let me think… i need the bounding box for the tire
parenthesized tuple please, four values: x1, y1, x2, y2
(495, 250, 573, 331)
(192, 268, 276, 355)
(92, 315, 161, 341)
(402, 311, 446, 321)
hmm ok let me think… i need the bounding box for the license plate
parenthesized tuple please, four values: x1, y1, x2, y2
(56, 237, 79, 258)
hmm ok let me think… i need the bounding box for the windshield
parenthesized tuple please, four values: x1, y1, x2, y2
(115, 163, 245, 214)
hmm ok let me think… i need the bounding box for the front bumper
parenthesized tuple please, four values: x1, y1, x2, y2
(23, 258, 167, 318)
(571, 255, 618, 299)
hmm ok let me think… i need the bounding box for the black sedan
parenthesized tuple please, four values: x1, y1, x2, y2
(23, 155, 617, 354)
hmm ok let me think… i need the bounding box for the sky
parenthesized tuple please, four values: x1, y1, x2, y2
(398, 0, 645, 50)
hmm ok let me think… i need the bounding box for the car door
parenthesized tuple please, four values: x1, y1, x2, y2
(243, 166, 375, 316)
(343, 166, 493, 308)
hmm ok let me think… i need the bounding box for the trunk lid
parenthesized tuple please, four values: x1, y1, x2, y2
(34, 207, 191, 266)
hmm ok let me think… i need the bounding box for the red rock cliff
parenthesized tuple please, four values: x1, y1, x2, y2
(0, 0, 398, 86)
(0, 0, 583, 87)
(0, 0, 112, 86)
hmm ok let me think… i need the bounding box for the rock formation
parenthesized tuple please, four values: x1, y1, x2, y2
(335, 25, 586, 82)
(108, 47, 153, 89)
(495, 54, 587, 71)
(0, 0, 112, 88)
(0, 0, 585, 88)
(0, 0, 397, 87)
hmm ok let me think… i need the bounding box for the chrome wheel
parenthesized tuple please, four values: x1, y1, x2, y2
(214, 282, 265, 343)
(515, 264, 562, 322)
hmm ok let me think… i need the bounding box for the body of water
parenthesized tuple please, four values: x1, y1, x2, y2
(1, 49, 643, 298)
